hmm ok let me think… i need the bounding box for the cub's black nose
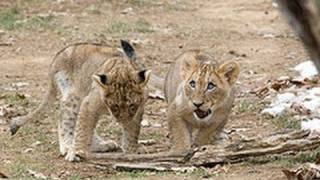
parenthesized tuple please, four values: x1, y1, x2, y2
(193, 102, 204, 108)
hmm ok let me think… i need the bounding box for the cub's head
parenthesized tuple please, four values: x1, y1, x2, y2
(93, 40, 151, 121)
(181, 51, 240, 121)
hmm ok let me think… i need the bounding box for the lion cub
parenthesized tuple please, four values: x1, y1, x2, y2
(10, 40, 151, 161)
(165, 50, 239, 154)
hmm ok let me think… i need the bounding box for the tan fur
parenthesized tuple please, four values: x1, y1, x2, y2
(10, 41, 151, 162)
(164, 50, 240, 154)
(78, 50, 240, 161)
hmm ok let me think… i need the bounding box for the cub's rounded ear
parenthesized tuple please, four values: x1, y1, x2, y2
(121, 40, 136, 60)
(92, 74, 108, 87)
(137, 69, 151, 86)
(179, 50, 201, 79)
(180, 57, 199, 79)
(217, 61, 240, 86)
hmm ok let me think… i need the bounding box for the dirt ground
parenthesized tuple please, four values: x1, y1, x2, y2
(0, 0, 312, 179)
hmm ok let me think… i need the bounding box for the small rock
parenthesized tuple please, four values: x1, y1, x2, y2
(262, 33, 276, 39)
(138, 139, 156, 145)
(301, 118, 320, 135)
(277, 76, 290, 81)
(294, 61, 318, 78)
(274, 92, 296, 105)
(171, 166, 196, 173)
(152, 123, 162, 128)
(262, 104, 287, 117)
(0, 29, 5, 36)
(272, 2, 278, 8)
(12, 82, 29, 88)
(160, 108, 166, 113)
(131, 38, 144, 46)
(121, 7, 134, 15)
(31, 141, 42, 147)
(23, 148, 33, 153)
(141, 119, 150, 127)
(28, 170, 47, 179)
(15, 47, 22, 53)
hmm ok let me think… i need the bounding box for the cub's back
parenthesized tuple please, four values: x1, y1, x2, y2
(50, 43, 121, 95)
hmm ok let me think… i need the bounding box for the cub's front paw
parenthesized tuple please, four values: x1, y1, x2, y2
(65, 149, 83, 162)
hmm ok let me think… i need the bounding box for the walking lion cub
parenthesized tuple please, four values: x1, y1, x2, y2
(10, 40, 151, 162)
(165, 50, 239, 154)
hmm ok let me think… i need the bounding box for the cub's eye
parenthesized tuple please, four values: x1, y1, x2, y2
(129, 104, 138, 114)
(110, 104, 120, 113)
(189, 80, 196, 88)
(207, 82, 216, 91)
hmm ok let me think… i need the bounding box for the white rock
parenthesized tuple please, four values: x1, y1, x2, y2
(23, 148, 33, 153)
(263, 33, 276, 39)
(121, 7, 134, 15)
(272, 92, 296, 105)
(294, 61, 318, 78)
(262, 104, 287, 117)
(277, 76, 290, 81)
(301, 118, 320, 133)
(171, 166, 196, 173)
(31, 141, 42, 147)
(272, 2, 278, 8)
(160, 108, 166, 113)
(28, 170, 47, 179)
(141, 119, 150, 127)
(308, 87, 320, 96)
(12, 82, 29, 88)
(302, 99, 320, 111)
(152, 123, 162, 128)
(138, 139, 156, 145)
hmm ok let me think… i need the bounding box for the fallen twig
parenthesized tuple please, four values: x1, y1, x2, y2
(88, 130, 320, 171)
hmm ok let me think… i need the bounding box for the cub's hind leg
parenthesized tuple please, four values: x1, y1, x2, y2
(58, 91, 80, 156)
(59, 92, 118, 156)
(55, 71, 80, 155)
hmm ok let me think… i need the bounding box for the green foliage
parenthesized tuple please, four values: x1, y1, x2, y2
(107, 19, 153, 36)
(271, 114, 301, 130)
(107, 21, 132, 35)
(235, 100, 256, 113)
(68, 174, 82, 180)
(277, 146, 320, 167)
(9, 162, 27, 178)
(0, 7, 56, 31)
(0, 7, 20, 30)
(25, 15, 55, 30)
(5, 93, 29, 106)
(134, 18, 154, 33)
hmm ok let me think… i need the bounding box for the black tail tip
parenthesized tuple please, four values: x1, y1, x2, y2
(120, 39, 135, 59)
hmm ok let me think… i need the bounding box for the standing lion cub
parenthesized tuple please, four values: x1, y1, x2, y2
(10, 40, 151, 162)
(165, 50, 239, 154)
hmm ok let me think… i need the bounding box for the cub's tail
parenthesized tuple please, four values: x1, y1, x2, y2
(10, 79, 56, 135)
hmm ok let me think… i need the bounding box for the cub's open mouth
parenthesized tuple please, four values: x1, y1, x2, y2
(194, 109, 212, 119)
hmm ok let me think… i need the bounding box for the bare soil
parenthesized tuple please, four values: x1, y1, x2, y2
(0, 0, 311, 179)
